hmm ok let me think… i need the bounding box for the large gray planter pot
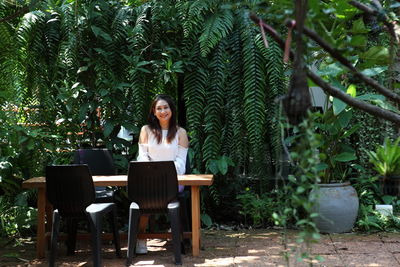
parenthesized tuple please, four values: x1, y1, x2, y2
(310, 182, 359, 233)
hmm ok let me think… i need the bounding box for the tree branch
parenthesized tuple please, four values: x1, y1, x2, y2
(0, 0, 40, 24)
(249, 13, 400, 125)
(307, 70, 400, 124)
(0, 7, 29, 23)
(349, 0, 398, 43)
(298, 24, 400, 104)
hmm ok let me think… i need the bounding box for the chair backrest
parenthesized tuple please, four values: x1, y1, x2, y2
(46, 165, 95, 216)
(127, 161, 178, 212)
(73, 148, 115, 175)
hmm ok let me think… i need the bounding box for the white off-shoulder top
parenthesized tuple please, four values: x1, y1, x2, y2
(137, 127, 188, 191)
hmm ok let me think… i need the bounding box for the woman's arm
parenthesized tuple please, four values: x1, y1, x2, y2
(137, 125, 150, 161)
(174, 128, 189, 175)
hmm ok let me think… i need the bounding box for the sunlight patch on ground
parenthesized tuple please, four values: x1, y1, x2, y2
(131, 260, 163, 266)
(194, 257, 234, 266)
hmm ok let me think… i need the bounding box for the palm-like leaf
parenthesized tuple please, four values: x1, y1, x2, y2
(368, 137, 400, 176)
(240, 13, 267, 173)
(202, 40, 227, 165)
(199, 9, 233, 57)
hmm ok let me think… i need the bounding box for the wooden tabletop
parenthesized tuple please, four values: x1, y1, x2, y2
(22, 174, 214, 188)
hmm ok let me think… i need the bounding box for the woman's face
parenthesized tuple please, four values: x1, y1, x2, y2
(154, 99, 172, 124)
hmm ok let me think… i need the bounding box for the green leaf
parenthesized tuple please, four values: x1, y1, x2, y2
(337, 110, 353, 128)
(103, 121, 114, 137)
(77, 66, 88, 73)
(361, 46, 389, 66)
(99, 89, 108, 96)
(79, 103, 89, 121)
(351, 18, 368, 33)
(207, 160, 219, 175)
(201, 213, 212, 228)
(356, 94, 385, 101)
(333, 97, 347, 115)
(91, 25, 112, 41)
(361, 66, 387, 77)
(346, 84, 356, 97)
(217, 159, 228, 175)
(315, 163, 328, 172)
(382, 195, 395, 204)
(333, 152, 357, 162)
(350, 35, 366, 47)
(296, 186, 305, 194)
(317, 62, 345, 77)
(342, 124, 360, 138)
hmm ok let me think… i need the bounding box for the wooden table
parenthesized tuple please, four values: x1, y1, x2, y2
(22, 174, 213, 259)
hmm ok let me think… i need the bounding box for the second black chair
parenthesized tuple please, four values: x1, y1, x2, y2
(73, 148, 116, 202)
(126, 161, 182, 265)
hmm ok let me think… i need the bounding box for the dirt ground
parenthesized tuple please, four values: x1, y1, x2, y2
(2, 229, 400, 266)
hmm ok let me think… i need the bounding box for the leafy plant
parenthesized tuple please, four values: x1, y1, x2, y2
(237, 188, 275, 227)
(367, 137, 400, 177)
(277, 114, 321, 264)
(313, 106, 358, 183)
(0, 193, 37, 238)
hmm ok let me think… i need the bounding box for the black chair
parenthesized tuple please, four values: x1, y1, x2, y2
(126, 161, 182, 266)
(46, 165, 121, 267)
(73, 148, 116, 202)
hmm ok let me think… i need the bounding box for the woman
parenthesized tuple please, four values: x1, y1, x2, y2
(136, 94, 189, 254)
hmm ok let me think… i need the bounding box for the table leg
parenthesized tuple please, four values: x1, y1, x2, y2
(191, 186, 200, 256)
(36, 187, 46, 258)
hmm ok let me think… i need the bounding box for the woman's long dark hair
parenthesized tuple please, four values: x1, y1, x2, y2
(147, 94, 178, 144)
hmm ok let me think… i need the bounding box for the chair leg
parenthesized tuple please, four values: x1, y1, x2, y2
(126, 203, 140, 267)
(87, 212, 103, 267)
(110, 205, 121, 258)
(169, 205, 182, 265)
(178, 193, 191, 251)
(49, 210, 60, 267)
(66, 218, 78, 255)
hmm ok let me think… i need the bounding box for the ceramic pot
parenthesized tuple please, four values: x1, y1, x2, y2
(310, 182, 359, 233)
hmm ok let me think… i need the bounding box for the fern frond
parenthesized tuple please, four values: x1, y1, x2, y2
(256, 34, 286, 172)
(202, 40, 227, 164)
(184, 46, 208, 171)
(240, 14, 267, 173)
(128, 3, 151, 51)
(199, 9, 234, 57)
(223, 26, 247, 169)
(177, 0, 209, 38)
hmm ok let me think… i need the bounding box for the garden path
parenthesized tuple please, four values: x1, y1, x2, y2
(1, 229, 400, 266)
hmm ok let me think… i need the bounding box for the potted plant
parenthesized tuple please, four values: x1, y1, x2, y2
(309, 107, 359, 233)
(367, 137, 400, 196)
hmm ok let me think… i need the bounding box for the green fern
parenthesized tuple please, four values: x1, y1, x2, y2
(198, 9, 234, 57)
(184, 45, 208, 171)
(177, 0, 209, 38)
(224, 25, 247, 170)
(240, 13, 267, 175)
(255, 34, 286, 179)
(202, 40, 227, 165)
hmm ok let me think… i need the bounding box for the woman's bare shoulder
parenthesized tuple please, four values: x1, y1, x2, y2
(178, 126, 187, 133)
(141, 125, 150, 132)
(177, 127, 189, 147)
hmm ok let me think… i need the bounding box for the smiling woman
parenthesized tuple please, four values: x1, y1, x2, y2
(137, 94, 189, 175)
(135, 94, 189, 254)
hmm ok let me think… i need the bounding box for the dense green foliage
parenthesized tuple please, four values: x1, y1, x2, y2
(0, 0, 287, 233)
(1, 0, 400, 241)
